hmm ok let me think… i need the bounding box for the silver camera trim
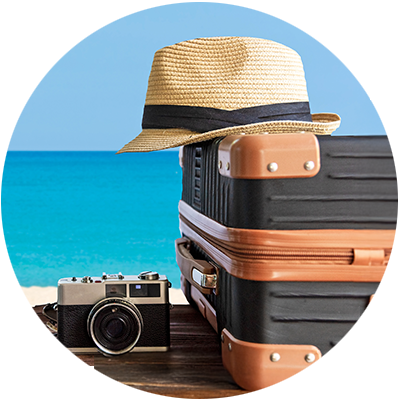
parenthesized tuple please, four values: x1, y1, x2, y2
(57, 274, 169, 306)
(68, 346, 169, 353)
(87, 297, 144, 356)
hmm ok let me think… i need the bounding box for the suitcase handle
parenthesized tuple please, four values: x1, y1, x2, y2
(175, 238, 217, 295)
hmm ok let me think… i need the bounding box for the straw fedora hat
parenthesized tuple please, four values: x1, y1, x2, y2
(117, 36, 340, 153)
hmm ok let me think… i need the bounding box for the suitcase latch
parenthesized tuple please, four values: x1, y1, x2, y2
(192, 267, 217, 290)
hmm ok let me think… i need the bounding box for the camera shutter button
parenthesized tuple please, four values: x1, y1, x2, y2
(138, 271, 159, 280)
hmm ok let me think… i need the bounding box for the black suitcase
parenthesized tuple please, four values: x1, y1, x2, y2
(176, 133, 397, 390)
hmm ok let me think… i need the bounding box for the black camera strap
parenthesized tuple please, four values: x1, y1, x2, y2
(42, 302, 58, 333)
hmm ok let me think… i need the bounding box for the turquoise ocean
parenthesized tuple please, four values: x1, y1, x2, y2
(1, 151, 183, 289)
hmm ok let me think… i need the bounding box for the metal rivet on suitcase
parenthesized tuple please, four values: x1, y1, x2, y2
(305, 353, 316, 363)
(270, 352, 280, 362)
(267, 162, 278, 172)
(304, 161, 315, 171)
(228, 343, 232, 351)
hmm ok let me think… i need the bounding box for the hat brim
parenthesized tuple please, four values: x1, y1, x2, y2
(116, 113, 340, 153)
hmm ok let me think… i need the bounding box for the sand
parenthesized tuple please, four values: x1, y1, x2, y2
(21, 286, 189, 306)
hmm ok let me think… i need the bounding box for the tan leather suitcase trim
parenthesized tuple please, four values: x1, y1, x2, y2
(175, 237, 216, 295)
(189, 284, 218, 332)
(179, 200, 395, 250)
(218, 134, 320, 179)
(180, 219, 388, 281)
(179, 274, 218, 332)
(221, 328, 321, 391)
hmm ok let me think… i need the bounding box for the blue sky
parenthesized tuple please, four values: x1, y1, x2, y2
(8, 2, 385, 151)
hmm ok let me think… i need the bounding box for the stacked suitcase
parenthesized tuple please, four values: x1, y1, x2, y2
(175, 133, 397, 390)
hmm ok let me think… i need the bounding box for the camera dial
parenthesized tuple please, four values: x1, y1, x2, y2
(87, 298, 143, 356)
(138, 271, 159, 280)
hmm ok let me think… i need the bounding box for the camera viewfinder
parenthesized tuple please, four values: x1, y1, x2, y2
(106, 284, 127, 297)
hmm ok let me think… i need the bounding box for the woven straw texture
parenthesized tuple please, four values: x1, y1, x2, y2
(118, 37, 340, 153)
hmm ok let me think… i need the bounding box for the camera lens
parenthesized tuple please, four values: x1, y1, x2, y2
(105, 317, 125, 338)
(88, 298, 143, 356)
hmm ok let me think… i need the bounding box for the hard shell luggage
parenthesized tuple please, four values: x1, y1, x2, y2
(175, 133, 397, 390)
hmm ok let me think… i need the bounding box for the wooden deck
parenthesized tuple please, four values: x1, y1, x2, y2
(34, 304, 249, 398)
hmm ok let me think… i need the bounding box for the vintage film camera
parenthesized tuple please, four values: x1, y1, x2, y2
(57, 271, 170, 355)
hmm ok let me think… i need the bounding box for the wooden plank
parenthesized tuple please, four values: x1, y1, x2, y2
(34, 304, 249, 397)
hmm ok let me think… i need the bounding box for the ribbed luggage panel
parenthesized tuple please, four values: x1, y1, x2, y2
(182, 136, 397, 230)
(182, 138, 229, 224)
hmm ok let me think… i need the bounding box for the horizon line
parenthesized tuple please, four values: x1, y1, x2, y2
(5, 149, 180, 152)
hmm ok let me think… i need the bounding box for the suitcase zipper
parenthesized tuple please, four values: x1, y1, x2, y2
(178, 220, 390, 283)
(204, 236, 354, 264)
(180, 215, 389, 265)
(218, 247, 354, 263)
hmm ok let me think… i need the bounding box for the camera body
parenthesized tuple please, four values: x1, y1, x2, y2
(57, 271, 170, 355)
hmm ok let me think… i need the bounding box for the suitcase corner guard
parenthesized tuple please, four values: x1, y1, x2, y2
(218, 133, 321, 179)
(220, 328, 322, 391)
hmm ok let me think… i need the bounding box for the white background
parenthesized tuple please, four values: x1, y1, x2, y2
(1, 1, 399, 399)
